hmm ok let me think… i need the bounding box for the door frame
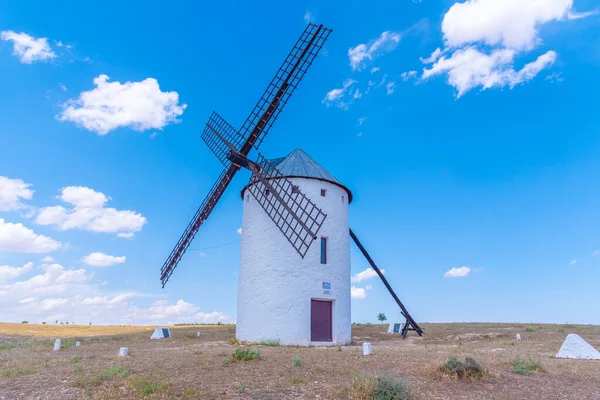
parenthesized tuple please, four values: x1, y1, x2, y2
(310, 298, 334, 343)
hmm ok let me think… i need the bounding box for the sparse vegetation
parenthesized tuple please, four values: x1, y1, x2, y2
(291, 376, 306, 384)
(228, 337, 240, 345)
(0, 343, 14, 351)
(293, 357, 302, 367)
(222, 358, 230, 366)
(232, 348, 260, 361)
(525, 327, 535, 332)
(0, 367, 36, 377)
(184, 332, 197, 339)
(338, 345, 343, 352)
(128, 375, 170, 397)
(511, 356, 543, 376)
(348, 372, 410, 400)
(74, 365, 84, 373)
(21, 321, 28, 324)
(236, 386, 246, 393)
(72, 355, 81, 363)
(437, 356, 488, 380)
(258, 338, 280, 346)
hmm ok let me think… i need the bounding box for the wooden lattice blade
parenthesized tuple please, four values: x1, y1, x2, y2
(201, 112, 246, 167)
(246, 154, 327, 258)
(160, 165, 238, 287)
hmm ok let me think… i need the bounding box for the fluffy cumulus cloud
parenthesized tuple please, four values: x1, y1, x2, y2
(0, 31, 56, 63)
(0, 176, 34, 211)
(322, 79, 357, 109)
(0, 261, 231, 325)
(348, 31, 401, 71)
(351, 286, 367, 299)
(421, 0, 596, 96)
(0, 262, 33, 282)
(82, 252, 126, 267)
(444, 266, 471, 278)
(351, 267, 385, 283)
(423, 47, 557, 97)
(0, 218, 61, 253)
(57, 74, 187, 135)
(35, 186, 146, 237)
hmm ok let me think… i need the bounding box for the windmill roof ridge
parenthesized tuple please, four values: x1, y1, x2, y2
(240, 148, 353, 202)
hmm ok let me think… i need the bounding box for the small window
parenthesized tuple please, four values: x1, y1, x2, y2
(292, 185, 299, 194)
(265, 188, 270, 197)
(320, 237, 327, 264)
(320, 189, 327, 197)
(342, 195, 345, 203)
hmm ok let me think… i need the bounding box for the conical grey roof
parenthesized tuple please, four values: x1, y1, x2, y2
(241, 148, 352, 202)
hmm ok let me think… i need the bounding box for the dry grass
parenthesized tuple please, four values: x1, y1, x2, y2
(1, 322, 599, 399)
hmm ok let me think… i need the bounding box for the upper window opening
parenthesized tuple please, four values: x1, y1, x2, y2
(292, 185, 299, 194)
(342, 195, 345, 203)
(320, 189, 327, 197)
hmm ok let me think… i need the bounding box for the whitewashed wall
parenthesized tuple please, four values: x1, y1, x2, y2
(237, 177, 351, 346)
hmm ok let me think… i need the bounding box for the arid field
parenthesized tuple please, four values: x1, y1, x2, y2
(0, 322, 599, 399)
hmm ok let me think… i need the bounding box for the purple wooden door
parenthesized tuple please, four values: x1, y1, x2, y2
(311, 300, 332, 342)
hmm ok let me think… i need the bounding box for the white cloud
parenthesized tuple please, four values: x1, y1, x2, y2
(351, 286, 367, 299)
(57, 74, 187, 135)
(444, 266, 471, 278)
(568, 259, 577, 265)
(357, 117, 368, 126)
(371, 67, 380, 73)
(386, 81, 396, 95)
(40, 256, 55, 263)
(304, 11, 313, 24)
(567, 9, 599, 19)
(58, 83, 68, 92)
(400, 71, 417, 81)
(322, 79, 357, 109)
(351, 267, 384, 283)
(0, 31, 56, 63)
(0, 176, 34, 211)
(237, 227, 242, 235)
(441, 0, 592, 51)
(545, 72, 564, 83)
(117, 232, 135, 239)
(348, 31, 401, 71)
(422, 47, 556, 97)
(0, 262, 33, 282)
(2, 263, 93, 297)
(82, 252, 126, 267)
(0, 218, 61, 253)
(420, 48, 443, 64)
(365, 284, 373, 291)
(35, 186, 146, 237)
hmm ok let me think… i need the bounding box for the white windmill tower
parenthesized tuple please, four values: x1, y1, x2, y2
(159, 23, 423, 344)
(237, 148, 352, 345)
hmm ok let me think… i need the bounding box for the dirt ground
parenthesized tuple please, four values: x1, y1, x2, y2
(0, 322, 599, 399)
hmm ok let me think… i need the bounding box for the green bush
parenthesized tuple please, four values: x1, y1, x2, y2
(511, 356, 542, 376)
(258, 338, 280, 346)
(441, 356, 487, 380)
(293, 357, 302, 367)
(373, 375, 411, 400)
(525, 327, 535, 332)
(232, 348, 260, 361)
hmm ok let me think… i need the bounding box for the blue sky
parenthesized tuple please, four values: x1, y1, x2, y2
(1, 0, 599, 326)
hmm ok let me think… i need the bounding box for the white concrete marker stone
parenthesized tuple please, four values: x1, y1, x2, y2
(516, 334, 521, 340)
(119, 347, 128, 357)
(75, 341, 81, 347)
(197, 331, 200, 337)
(363, 342, 372, 355)
(53, 339, 61, 352)
(556, 334, 600, 360)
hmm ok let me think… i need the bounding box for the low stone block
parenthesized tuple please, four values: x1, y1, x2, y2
(53, 339, 61, 352)
(363, 342, 372, 355)
(75, 341, 81, 347)
(118, 347, 128, 357)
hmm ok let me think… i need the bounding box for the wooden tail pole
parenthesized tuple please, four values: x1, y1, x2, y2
(349, 228, 423, 338)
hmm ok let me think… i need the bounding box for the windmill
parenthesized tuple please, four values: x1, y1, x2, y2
(160, 23, 422, 342)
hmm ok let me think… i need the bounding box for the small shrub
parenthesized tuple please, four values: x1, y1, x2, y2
(525, 327, 534, 333)
(42, 322, 46, 325)
(258, 338, 280, 346)
(228, 337, 240, 345)
(222, 358, 230, 366)
(291, 376, 306, 384)
(232, 348, 260, 361)
(236, 386, 246, 393)
(338, 345, 343, 352)
(293, 357, 302, 367)
(72, 355, 81, 363)
(74, 365, 84, 373)
(0, 367, 35, 377)
(103, 366, 129, 379)
(373, 375, 411, 400)
(0, 343, 14, 351)
(184, 332, 197, 339)
(43, 356, 51, 367)
(21, 321, 28, 324)
(438, 356, 487, 380)
(348, 372, 410, 400)
(129, 375, 170, 397)
(511, 356, 543, 376)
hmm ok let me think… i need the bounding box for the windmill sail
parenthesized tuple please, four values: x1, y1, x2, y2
(201, 112, 246, 166)
(246, 154, 327, 258)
